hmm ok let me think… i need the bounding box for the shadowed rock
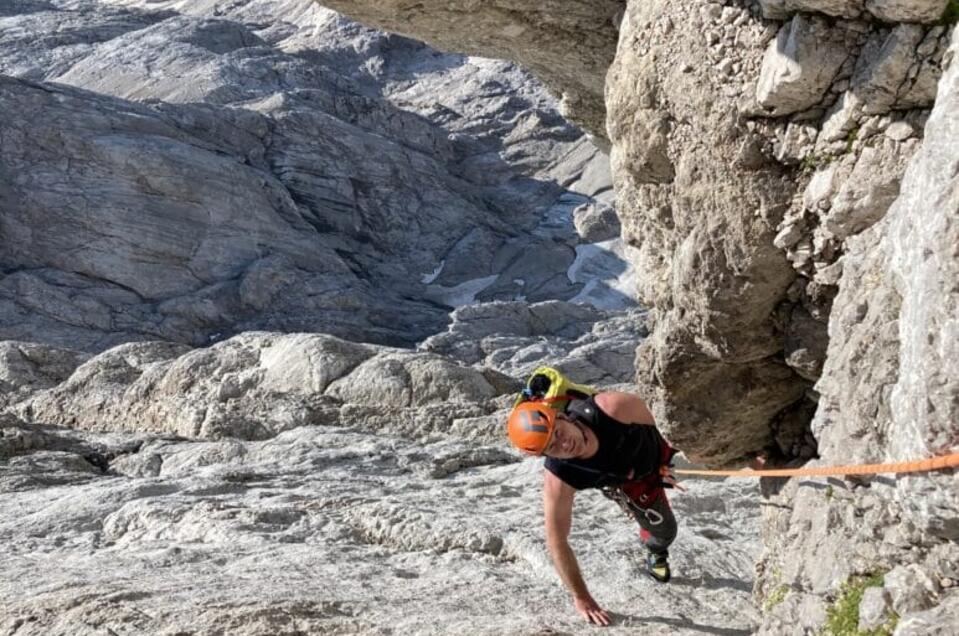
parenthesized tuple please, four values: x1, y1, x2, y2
(311, 0, 623, 144)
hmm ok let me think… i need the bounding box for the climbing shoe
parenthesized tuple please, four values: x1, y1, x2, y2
(645, 550, 671, 583)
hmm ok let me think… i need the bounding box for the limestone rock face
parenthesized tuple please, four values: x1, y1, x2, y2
(759, 0, 863, 19)
(0, 342, 90, 410)
(420, 300, 647, 385)
(1, 416, 763, 635)
(755, 26, 959, 635)
(1, 0, 957, 633)
(15, 333, 504, 441)
(866, 0, 951, 23)
(758, 0, 949, 22)
(607, 0, 802, 465)
(601, 0, 952, 468)
(2, 303, 765, 633)
(757, 15, 852, 117)
(0, 0, 630, 352)
(312, 0, 624, 143)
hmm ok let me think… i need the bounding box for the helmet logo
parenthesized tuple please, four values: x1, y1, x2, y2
(520, 409, 549, 433)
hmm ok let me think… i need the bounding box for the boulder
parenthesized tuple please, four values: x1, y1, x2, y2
(756, 15, 851, 117)
(0, 342, 89, 410)
(573, 202, 621, 243)
(17, 332, 511, 441)
(865, 0, 950, 23)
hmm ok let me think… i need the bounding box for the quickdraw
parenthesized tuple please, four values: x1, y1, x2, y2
(600, 486, 664, 526)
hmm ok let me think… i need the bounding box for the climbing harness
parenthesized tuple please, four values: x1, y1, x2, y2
(601, 486, 665, 525)
(671, 452, 959, 479)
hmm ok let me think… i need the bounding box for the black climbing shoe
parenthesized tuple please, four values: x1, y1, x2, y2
(645, 551, 671, 583)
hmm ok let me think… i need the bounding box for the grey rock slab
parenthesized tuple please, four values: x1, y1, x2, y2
(324, 351, 499, 408)
(0, 1, 631, 352)
(0, 341, 90, 410)
(311, 0, 623, 141)
(419, 300, 646, 385)
(0, 419, 763, 634)
(573, 201, 621, 243)
(885, 119, 916, 140)
(885, 565, 939, 615)
(865, 0, 951, 23)
(803, 164, 841, 211)
(0, 1, 174, 80)
(886, 25, 959, 544)
(823, 142, 912, 240)
(859, 585, 892, 631)
(16, 332, 512, 441)
(757, 0, 864, 19)
(893, 592, 959, 636)
(853, 25, 929, 115)
(756, 15, 851, 117)
(819, 90, 865, 144)
(757, 26, 959, 635)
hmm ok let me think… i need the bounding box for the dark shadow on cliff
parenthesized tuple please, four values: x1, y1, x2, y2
(670, 575, 752, 593)
(609, 613, 753, 635)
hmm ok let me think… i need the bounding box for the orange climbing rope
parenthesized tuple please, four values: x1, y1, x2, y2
(671, 452, 959, 478)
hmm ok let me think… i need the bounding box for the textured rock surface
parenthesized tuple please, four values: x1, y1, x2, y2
(0, 417, 763, 634)
(574, 201, 622, 243)
(1, 315, 763, 634)
(420, 300, 647, 385)
(758, 0, 950, 22)
(14, 333, 504, 441)
(0, 0, 631, 352)
(756, 15, 852, 117)
(608, 0, 802, 465)
(606, 0, 952, 468)
(755, 26, 959, 635)
(2, 0, 957, 633)
(0, 342, 90, 410)
(311, 0, 624, 143)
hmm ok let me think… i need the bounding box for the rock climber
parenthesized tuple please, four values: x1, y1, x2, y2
(507, 391, 679, 627)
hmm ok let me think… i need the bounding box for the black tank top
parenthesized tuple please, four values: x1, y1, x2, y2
(544, 396, 666, 490)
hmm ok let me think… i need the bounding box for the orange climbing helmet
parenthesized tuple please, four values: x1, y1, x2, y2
(507, 401, 558, 455)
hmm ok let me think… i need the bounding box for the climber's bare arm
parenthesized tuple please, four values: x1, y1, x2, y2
(594, 391, 655, 426)
(543, 469, 611, 626)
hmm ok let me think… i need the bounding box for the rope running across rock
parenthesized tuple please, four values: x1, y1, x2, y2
(672, 452, 959, 478)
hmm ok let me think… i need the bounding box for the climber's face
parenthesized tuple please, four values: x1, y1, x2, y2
(543, 414, 589, 459)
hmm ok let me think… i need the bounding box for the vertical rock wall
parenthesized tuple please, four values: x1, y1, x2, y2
(607, 1, 803, 466)
(608, 0, 952, 468)
(756, 26, 959, 634)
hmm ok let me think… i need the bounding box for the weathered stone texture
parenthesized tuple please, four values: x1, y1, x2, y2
(608, 0, 802, 465)
(0, 342, 90, 410)
(756, 26, 959, 634)
(15, 333, 496, 440)
(573, 201, 621, 243)
(866, 0, 951, 24)
(759, 0, 950, 23)
(756, 15, 851, 116)
(312, 0, 624, 141)
(0, 2, 628, 352)
(759, 0, 862, 20)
